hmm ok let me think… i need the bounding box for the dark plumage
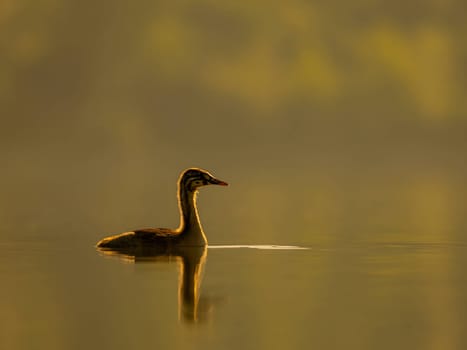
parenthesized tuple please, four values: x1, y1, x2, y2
(96, 168, 228, 251)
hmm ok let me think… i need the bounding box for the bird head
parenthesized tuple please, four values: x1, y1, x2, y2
(180, 168, 228, 192)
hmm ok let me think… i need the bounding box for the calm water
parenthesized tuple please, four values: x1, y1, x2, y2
(2, 235, 467, 350)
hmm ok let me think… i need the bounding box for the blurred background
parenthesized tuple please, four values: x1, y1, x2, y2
(1, 0, 466, 244)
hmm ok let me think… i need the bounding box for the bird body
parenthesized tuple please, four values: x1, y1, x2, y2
(96, 168, 228, 250)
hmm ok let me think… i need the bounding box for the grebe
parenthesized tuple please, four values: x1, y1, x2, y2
(96, 168, 228, 249)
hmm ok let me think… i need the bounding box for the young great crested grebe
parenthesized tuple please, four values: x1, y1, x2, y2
(96, 168, 228, 249)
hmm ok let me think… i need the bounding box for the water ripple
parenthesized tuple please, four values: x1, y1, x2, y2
(208, 244, 310, 250)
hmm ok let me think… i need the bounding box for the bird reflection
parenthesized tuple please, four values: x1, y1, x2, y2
(97, 246, 217, 323)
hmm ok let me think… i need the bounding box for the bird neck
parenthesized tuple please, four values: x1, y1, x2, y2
(177, 186, 207, 246)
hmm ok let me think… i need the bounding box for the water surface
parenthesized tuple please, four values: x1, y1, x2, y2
(1, 236, 467, 350)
